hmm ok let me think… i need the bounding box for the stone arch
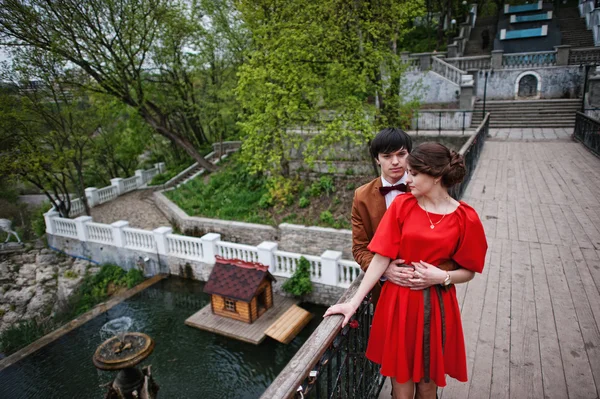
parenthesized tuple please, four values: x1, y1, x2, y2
(515, 71, 542, 99)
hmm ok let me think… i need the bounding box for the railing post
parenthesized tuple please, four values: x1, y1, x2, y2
(135, 169, 145, 186)
(153, 226, 173, 256)
(491, 50, 504, 69)
(419, 53, 431, 71)
(447, 43, 458, 58)
(257, 241, 278, 273)
(85, 187, 99, 208)
(554, 45, 571, 66)
(111, 220, 129, 248)
(110, 178, 125, 196)
(588, 66, 600, 108)
(320, 250, 342, 287)
(460, 74, 475, 110)
(438, 111, 442, 134)
(44, 209, 59, 235)
(201, 233, 221, 264)
(74, 216, 92, 242)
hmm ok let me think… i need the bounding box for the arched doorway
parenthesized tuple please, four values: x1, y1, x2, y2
(515, 71, 542, 99)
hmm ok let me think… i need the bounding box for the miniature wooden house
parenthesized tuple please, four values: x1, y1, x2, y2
(203, 257, 275, 324)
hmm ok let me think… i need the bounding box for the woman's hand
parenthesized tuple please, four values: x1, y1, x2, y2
(323, 302, 358, 328)
(408, 260, 446, 290)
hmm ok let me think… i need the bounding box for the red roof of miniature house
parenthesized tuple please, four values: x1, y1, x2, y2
(203, 257, 276, 302)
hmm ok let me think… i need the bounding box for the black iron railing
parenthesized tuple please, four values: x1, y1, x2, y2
(449, 113, 490, 200)
(574, 111, 600, 157)
(413, 110, 476, 135)
(260, 275, 385, 399)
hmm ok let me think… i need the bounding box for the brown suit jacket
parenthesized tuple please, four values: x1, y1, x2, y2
(351, 177, 388, 304)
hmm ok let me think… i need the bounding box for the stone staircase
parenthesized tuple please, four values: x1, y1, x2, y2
(558, 7, 595, 48)
(471, 98, 581, 128)
(464, 16, 498, 56)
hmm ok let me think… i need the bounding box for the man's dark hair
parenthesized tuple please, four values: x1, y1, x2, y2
(369, 128, 413, 159)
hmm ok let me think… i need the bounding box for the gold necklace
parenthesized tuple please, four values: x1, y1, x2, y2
(423, 197, 450, 229)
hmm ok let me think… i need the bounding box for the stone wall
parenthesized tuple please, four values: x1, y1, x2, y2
(404, 71, 460, 104)
(279, 223, 352, 259)
(0, 248, 96, 333)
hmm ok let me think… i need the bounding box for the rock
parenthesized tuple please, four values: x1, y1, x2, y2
(36, 267, 56, 284)
(19, 264, 37, 280)
(36, 252, 58, 267)
(0, 262, 11, 278)
(3, 286, 35, 308)
(0, 311, 21, 330)
(55, 276, 84, 312)
(72, 259, 91, 276)
(26, 287, 55, 316)
(19, 253, 36, 264)
(15, 277, 27, 286)
(88, 266, 100, 275)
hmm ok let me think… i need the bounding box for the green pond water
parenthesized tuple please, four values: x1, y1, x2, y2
(0, 277, 326, 399)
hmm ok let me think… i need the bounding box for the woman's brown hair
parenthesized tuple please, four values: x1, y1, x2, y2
(407, 142, 466, 187)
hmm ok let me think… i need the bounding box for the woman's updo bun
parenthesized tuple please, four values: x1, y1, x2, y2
(407, 142, 466, 188)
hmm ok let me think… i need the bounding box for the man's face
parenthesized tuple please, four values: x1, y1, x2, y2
(376, 148, 408, 183)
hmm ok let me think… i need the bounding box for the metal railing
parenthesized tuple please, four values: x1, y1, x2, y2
(449, 113, 490, 200)
(260, 274, 385, 399)
(413, 110, 475, 135)
(568, 47, 600, 65)
(503, 50, 557, 69)
(574, 111, 600, 157)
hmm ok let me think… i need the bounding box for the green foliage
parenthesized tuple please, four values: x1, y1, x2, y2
(282, 257, 313, 296)
(31, 201, 50, 239)
(63, 270, 79, 279)
(165, 155, 269, 223)
(308, 176, 335, 197)
(346, 182, 356, 191)
(298, 197, 310, 209)
(319, 210, 335, 225)
(0, 319, 53, 355)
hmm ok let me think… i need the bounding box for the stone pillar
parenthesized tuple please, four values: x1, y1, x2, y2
(200, 233, 221, 264)
(320, 250, 342, 287)
(491, 50, 504, 69)
(85, 187, 98, 208)
(460, 74, 475, 109)
(447, 43, 458, 58)
(44, 209, 59, 235)
(257, 241, 278, 273)
(418, 53, 431, 71)
(461, 22, 471, 41)
(588, 67, 600, 108)
(153, 226, 173, 256)
(155, 162, 166, 174)
(110, 178, 125, 196)
(74, 216, 92, 242)
(400, 51, 410, 62)
(135, 169, 145, 186)
(111, 221, 129, 248)
(554, 45, 571, 66)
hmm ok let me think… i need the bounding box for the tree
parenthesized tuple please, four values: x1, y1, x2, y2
(236, 0, 424, 183)
(282, 256, 313, 296)
(0, 0, 224, 171)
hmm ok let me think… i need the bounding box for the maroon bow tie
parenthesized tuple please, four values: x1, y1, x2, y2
(379, 183, 407, 195)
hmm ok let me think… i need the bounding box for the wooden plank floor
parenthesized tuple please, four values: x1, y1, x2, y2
(185, 295, 299, 345)
(438, 140, 600, 399)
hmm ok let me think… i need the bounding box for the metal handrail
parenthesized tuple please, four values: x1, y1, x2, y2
(574, 111, 600, 158)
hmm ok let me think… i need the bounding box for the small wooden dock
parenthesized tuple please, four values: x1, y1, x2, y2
(185, 294, 301, 345)
(265, 304, 313, 344)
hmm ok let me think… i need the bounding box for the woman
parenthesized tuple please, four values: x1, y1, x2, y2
(324, 142, 488, 399)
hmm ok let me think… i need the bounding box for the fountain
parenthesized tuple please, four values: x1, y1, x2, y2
(94, 318, 159, 398)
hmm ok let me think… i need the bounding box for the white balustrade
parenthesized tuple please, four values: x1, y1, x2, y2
(86, 222, 114, 244)
(445, 55, 491, 71)
(53, 217, 78, 238)
(143, 167, 159, 184)
(123, 227, 156, 252)
(122, 176, 139, 193)
(97, 186, 118, 205)
(431, 56, 466, 86)
(167, 234, 204, 260)
(68, 198, 85, 217)
(216, 242, 259, 263)
(337, 259, 362, 288)
(273, 250, 323, 283)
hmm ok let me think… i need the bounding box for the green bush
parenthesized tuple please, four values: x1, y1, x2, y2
(0, 319, 52, 355)
(282, 257, 313, 296)
(31, 202, 49, 238)
(298, 197, 310, 208)
(320, 210, 335, 225)
(63, 270, 79, 279)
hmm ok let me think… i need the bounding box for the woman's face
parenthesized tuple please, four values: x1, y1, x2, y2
(406, 165, 437, 196)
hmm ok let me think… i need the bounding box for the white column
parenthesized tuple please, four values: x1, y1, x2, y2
(257, 241, 278, 273)
(200, 233, 221, 264)
(44, 209, 59, 235)
(85, 187, 99, 208)
(74, 216, 92, 242)
(153, 226, 173, 256)
(320, 250, 342, 286)
(135, 169, 145, 186)
(110, 178, 125, 196)
(111, 221, 129, 248)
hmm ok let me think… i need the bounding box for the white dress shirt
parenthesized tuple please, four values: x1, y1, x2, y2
(381, 173, 408, 209)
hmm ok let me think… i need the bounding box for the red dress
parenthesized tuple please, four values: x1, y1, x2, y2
(366, 193, 487, 387)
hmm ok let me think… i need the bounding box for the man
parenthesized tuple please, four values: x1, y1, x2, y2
(352, 127, 414, 304)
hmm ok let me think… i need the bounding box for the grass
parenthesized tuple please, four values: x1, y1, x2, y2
(0, 264, 145, 356)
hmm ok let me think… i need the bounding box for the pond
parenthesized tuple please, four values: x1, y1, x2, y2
(0, 277, 326, 399)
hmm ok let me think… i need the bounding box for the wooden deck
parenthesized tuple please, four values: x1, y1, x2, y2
(265, 304, 313, 344)
(185, 294, 299, 345)
(441, 140, 600, 398)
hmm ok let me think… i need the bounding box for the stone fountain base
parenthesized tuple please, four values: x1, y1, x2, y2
(104, 365, 159, 399)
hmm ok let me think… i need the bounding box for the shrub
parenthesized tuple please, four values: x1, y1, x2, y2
(282, 257, 313, 296)
(298, 197, 310, 208)
(0, 319, 52, 355)
(63, 270, 79, 279)
(320, 210, 335, 225)
(31, 202, 50, 238)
